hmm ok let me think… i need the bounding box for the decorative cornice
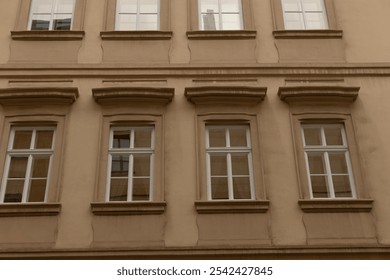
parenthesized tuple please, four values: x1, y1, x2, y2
(278, 86, 359, 104)
(91, 202, 166, 215)
(185, 86, 266, 105)
(92, 87, 174, 105)
(187, 30, 256, 40)
(194, 200, 269, 214)
(11, 30, 85, 41)
(0, 87, 79, 105)
(298, 199, 374, 213)
(273, 29, 343, 39)
(100, 30, 173, 40)
(0, 203, 61, 217)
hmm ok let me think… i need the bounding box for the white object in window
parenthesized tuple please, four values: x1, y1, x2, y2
(28, 0, 75, 30)
(205, 125, 254, 200)
(199, 0, 243, 30)
(0, 127, 55, 203)
(107, 127, 155, 201)
(282, 0, 328, 30)
(302, 124, 356, 199)
(116, 0, 160, 30)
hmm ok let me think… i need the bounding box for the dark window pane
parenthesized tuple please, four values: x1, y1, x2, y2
(13, 131, 32, 149)
(31, 19, 50, 30)
(4, 180, 24, 203)
(307, 153, 326, 175)
(113, 131, 131, 148)
(28, 179, 47, 202)
(208, 128, 226, 147)
(132, 178, 150, 201)
(229, 127, 247, 147)
(233, 177, 251, 199)
(231, 154, 249, 175)
(8, 157, 28, 178)
(324, 126, 343, 145)
(210, 154, 227, 176)
(333, 175, 353, 198)
(211, 177, 229, 199)
(329, 153, 348, 174)
(53, 18, 72, 30)
(111, 155, 129, 177)
(109, 179, 128, 201)
(310, 175, 329, 198)
(133, 155, 150, 177)
(31, 156, 50, 178)
(303, 127, 322, 146)
(35, 130, 54, 149)
(134, 127, 152, 148)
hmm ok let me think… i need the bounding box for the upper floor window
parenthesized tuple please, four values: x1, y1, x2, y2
(28, 0, 75, 30)
(0, 127, 55, 203)
(199, 0, 243, 30)
(107, 126, 155, 201)
(281, 0, 328, 30)
(116, 0, 160, 30)
(206, 125, 254, 200)
(302, 124, 356, 199)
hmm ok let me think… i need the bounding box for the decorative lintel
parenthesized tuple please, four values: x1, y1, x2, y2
(91, 202, 166, 215)
(186, 30, 256, 40)
(11, 30, 85, 41)
(0, 87, 79, 106)
(298, 199, 373, 213)
(195, 200, 269, 214)
(92, 87, 174, 105)
(278, 86, 359, 104)
(100, 30, 173, 40)
(185, 86, 267, 105)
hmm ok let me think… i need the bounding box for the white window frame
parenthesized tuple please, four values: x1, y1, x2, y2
(302, 124, 357, 199)
(198, 0, 243, 30)
(115, 0, 161, 31)
(28, 0, 76, 31)
(0, 127, 56, 203)
(281, 0, 328, 30)
(106, 126, 155, 202)
(205, 125, 255, 200)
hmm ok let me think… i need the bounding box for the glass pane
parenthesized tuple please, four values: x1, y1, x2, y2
(118, 0, 138, 13)
(208, 128, 226, 147)
(201, 0, 219, 13)
(31, 156, 50, 178)
(303, 127, 322, 146)
(113, 130, 131, 148)
(211, 177, 229, 199)
(231, 154, 249, 175)
(116, 14, 137, 30)
(333, 175, 352, 198)
(284, 13, 304, 29)
(132, 178, 150, 201)
(307, 153, 326, 174)
(221, 14, 241, 30)
(303, 0, 323, 11)
(221, 0, 240, 12)
(201, 12, 219, 30)
(283, 0, 302, 12)
(138, 14, 159, 30)
(310, 175, 329, 198)
(32, 0, 54, 14)
(56, 0, 75, 13)
(305, 12, 327, 29)
(13, 131, 32, 149)
(8, 157, 28, 178)
(210, 154, 227, 176)
(324, 126, 343, 146)
(109, 179, 128, 201)
(111, 155, 129, 177)
(53, 15, 72, 30)
(229, 127, 247, 146)
(28, 179, 47, 202)
(35, 130, 54, 149)
(329, 153, 348, 174)
(133, 155, 150, 177)
(4, 180, 24, 203)
(139, 0, 158, 13)
(233, 177, 251, 199)
(31, 16, 51, 30)
(134, 127, 153, 148)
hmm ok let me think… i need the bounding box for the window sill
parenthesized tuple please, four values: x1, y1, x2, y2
(0, 203, 61, 217)
(11, 30, 85, 41)
(298, 199, 374, 213)
(91, 202, 167, 215)
(273, 29, 343, 39)
(194, 200, 269, 214)
(100, 30, 173, 40)
(187, 30, 256, 40)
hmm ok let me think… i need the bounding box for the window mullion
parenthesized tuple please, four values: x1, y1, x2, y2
(218, 0, 223, 30)
(136, 0, 141, 30)
(128, 154, 134, 201)
(300, 0, 307, 29)
(149, 154, 154, 201)
(106, 154, 113, 201)
(324, 151, 335, 198)
(206, 152, 212, 200)
(22, 154, 34, 203)
(227, 153, 234, 200)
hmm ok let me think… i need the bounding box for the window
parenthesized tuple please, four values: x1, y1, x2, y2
(115, 0, 160, 30)
(281, 0, 328, 30)
(0, 127, 55, 203)
(302, 124, 356, 199)
(205, 125, 254, 200)
(28, 0, 75, 30)
(107, 126, 155, 201)
(199, 0, 242, 30)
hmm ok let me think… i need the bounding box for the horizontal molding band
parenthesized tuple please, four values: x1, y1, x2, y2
(100, 31, 173, 40)
(11, 30, 85, 41)
(0, 203, 61, 217)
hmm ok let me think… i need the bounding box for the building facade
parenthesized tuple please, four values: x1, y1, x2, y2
(0, 0, 389, 259)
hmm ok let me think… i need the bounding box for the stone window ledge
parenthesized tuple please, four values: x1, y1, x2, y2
(298, 199, 374, 213)
(195, 200, 269, 214)
(187, 30, 256, 40)
(100, 31, 173, 40)
(11, 31, 85, 41)
(91, 202, 167, 215)
(273, 30, 343, 39)
(0, 203, 61, 217)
